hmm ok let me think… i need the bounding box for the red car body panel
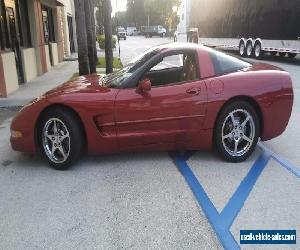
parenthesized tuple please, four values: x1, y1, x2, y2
(10, 45, 294, 156)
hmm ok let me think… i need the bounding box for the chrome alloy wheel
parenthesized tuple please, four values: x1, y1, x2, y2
(42, 118, 70, 164)
(221, 109, 255, 157)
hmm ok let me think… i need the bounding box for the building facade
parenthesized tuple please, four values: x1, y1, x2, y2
(0, 0, 77, 97)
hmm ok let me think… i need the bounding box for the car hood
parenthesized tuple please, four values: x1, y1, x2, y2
(43, 74, 111, 97)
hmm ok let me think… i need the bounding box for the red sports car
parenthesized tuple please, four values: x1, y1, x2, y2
(10, 43, 293, 170)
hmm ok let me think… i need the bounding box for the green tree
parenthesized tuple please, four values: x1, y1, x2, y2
(95, 0, 104, 35)
(144, 0, 181, 28)
(112, 11, 127, 31)
(126, 0, 146, 28)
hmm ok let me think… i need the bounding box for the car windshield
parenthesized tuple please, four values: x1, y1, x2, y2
(102, 48, 159, 88)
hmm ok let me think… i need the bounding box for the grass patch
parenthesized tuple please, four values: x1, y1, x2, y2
(97, 56, 123, 69)
(70, 57, 123, 80)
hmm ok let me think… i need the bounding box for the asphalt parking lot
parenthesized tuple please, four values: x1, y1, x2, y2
(0, 36, 299, 249)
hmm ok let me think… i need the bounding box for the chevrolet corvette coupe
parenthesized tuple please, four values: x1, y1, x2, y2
(10, 43, 293, 170)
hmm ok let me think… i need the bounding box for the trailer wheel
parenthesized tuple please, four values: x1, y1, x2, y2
(239, 42, 246, 57)
(254, 42, 264, 59)
(279, 52, 286, 57)
(246, 42, 253, 57)
(288, 53, 297, 58)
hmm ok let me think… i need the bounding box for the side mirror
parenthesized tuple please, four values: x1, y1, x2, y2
(137, 78, 151, 94)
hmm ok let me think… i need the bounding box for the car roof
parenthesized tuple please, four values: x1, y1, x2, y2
(152, 42, 205, 52)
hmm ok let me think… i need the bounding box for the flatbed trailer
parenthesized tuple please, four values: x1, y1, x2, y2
(175, 0, 300, 59)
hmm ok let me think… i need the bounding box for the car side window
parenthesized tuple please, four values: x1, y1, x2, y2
(150, 54, 183, 71)
(144, 52, 199, 87)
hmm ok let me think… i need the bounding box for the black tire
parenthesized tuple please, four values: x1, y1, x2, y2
(239, 42, 246, 57)
(288, 53, 297, 58)
(38, 108, 84, 170)
(174, 36, 177, 42)
(246, 42, 253, 57)
(254, 42, 264, 59)
(214, 101, 260, 162)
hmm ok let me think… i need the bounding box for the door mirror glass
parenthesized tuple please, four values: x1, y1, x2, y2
(137, 78, 151, 93)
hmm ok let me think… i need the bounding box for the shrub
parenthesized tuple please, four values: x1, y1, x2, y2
(97, 56, 123, 69)
(97, 35, 117, 49)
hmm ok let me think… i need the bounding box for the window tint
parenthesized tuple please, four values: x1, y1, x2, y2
(150, 54, 183, 71)
(209, 50, 251, 75)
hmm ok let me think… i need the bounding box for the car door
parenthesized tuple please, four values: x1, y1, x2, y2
(114, 51, 208, 150)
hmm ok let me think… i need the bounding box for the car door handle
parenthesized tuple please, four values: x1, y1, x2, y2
(186, 87, 201, 95)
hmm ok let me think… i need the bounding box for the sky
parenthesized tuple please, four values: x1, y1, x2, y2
(111, 0, 128, 16)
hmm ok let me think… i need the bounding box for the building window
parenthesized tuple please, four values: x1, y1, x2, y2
(0, 0, 10, 50)
(42, 5, 55, 44)
(16, 0, 31, 47)
(0, 0, 31, 50)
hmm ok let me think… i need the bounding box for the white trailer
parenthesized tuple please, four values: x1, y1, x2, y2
(174, 0, 300, 59)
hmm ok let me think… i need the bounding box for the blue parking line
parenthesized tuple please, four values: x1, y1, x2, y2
(172, 144, 299, 249)
(172, 152, 241, 249)
(219, 153, 271, 229)
(258, 142, 300, 178)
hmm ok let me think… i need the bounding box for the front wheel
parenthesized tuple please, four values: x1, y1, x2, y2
(214, 101, 260, 162)
(39, 108, 84, 170)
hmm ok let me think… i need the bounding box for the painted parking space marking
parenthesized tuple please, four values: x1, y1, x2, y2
(258, 141, 300, 178)
(171, 143, 300, 249)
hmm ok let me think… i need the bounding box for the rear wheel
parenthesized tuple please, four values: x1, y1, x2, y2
(215, 101, 260, 162)
(39, 108, 84, 170)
